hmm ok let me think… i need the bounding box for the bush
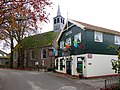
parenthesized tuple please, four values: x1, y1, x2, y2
(112, 86, 120, 90)
(76, 68, 82, 73)
(47, 68, 53, 72)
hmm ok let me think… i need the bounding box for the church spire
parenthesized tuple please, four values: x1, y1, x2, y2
(57, 5, 61, 16)
(53, 4, 65, 32)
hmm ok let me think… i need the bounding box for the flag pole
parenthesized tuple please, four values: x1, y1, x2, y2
(67, 12, 68, 30)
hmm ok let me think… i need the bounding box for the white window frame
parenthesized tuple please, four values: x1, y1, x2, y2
(115, 36, 120, 45)
(60, 41, 65, 49)
(66, 37, 71, 46)
(41, 49, 47, 59)
(74, 33, 81, 43)
(94, 31, 103, 42)
(60, 41, 64, 49)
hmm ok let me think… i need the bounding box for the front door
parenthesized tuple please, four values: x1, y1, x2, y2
(77, 57, 83, 74)
(66, 61, 71, 75)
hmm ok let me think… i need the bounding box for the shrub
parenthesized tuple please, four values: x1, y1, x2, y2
(47, 68, 53, 72)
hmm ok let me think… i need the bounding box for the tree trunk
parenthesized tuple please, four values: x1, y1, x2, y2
(20, 47, 24, 68)
(9, 32, 14, 68)
(17, 43, 24, 68)
(17, 47, 20, 68)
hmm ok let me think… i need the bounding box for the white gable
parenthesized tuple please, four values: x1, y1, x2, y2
(56, 19, 85, 42)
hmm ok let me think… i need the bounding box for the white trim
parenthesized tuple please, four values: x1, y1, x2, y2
(60, 41, 65, 49)
(68, 19, 85, 30)
(114, 35, 120, 45)
(56, 19, 85, 42)
(66, 37, 71, 46)
(74, 33, 81, 43)
(94, 31, 103, 42)
(56, 54, 117, 77)
(64, 24, 74, 31)
(56, 20, 67, 42)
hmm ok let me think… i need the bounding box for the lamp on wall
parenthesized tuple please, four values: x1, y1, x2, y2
(80, 57, 85, 60)
(70, 56, 73, 61)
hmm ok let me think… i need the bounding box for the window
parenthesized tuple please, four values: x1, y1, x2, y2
(63, 19, 64, 24)
(31, 50, 35, 59)
(66, 37, 71, 46)
(74, 33, 81, 43)
(61, 18, 62, 23)
(54, 19, 56, 24)
(94, 31, 103, 42)
(41, 49, 46, 59)
(57, 18, 59, 23)
(115, 36, 120, 45)
(56, 59, 58, 70)
(60, 59, 63, 70)
(77, 58, 83, 73)
(60, 41, 64, 49)
(4, 0, 8, 3)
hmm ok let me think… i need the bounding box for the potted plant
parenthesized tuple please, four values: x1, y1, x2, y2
(76, 67, 83, 78)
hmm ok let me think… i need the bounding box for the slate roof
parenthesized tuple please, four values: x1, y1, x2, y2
(22, 31, 58, 49)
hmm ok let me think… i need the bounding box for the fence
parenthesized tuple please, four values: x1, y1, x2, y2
(100, 76, 119, 90)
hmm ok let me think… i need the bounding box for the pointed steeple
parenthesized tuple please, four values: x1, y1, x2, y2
(57, 5, 61, 16)
(53, 4, 65, 32)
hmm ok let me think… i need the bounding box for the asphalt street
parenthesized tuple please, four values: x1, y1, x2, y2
(0, 69, 95, 90)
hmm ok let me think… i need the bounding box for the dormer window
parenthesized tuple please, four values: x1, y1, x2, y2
(94, 31, 103, 42)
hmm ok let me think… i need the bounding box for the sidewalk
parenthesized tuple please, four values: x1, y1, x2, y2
(50, 72, 119, 90)
(50, 72, 79, 80)
(49, 72, 96, 90)
(77, 78, 105, 90)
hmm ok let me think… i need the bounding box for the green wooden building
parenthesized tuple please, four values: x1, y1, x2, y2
(55, 19, 120, 78)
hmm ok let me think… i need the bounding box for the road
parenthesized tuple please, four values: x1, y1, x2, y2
(0, 69, 95, 90)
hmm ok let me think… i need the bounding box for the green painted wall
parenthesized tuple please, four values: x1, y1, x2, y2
(58, 23, 119, 57)
(85, 30, 117, 55)
(58, 25, 86, 57)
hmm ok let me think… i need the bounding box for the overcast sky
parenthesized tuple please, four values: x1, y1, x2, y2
(1, 0, 120, 53)
(41, 0, 120, 33)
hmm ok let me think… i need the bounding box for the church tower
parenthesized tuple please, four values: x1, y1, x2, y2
(53, 5, 65, 32)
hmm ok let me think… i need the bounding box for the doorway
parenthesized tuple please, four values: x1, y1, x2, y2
(66, 61, 71, 75)
(77, 57, 84, 74)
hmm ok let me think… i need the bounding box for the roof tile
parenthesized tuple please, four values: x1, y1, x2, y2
(72, 19, 120, 35)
